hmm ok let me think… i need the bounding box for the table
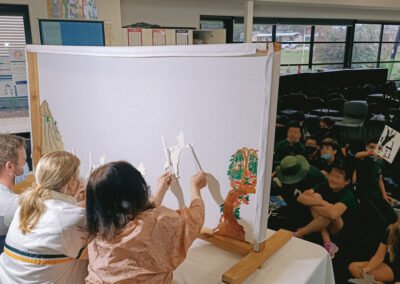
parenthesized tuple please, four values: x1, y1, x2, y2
(173, 229, 335, 284)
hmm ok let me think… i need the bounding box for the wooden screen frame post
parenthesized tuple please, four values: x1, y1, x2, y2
(27, 51, 42, 168)
(199, 43, 288, 284)
(199, 228, 291, 284)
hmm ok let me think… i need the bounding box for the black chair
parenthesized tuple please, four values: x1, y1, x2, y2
(325, 93, 345, 102)
(336, 87, 350, 100)
(349, 86, 367, 101)
(307, 97, 325, 114)
(327, 98, 347, 117)
(363, 84, 377, 95)
(280, 94, 308, 115)
(336, 101, 369, 142)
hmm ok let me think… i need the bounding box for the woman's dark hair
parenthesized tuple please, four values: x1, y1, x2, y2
(86, 161, 154, 240)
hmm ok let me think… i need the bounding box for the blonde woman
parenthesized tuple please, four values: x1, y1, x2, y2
(349, 220, 400, 283)
(0, 151, 88, 284)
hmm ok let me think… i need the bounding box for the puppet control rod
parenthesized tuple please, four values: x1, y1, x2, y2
(161, 135, 203, 174)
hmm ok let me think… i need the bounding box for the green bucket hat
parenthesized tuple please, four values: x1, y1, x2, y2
(276, 155, 310, 185)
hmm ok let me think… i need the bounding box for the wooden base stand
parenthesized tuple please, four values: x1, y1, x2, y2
(199, 228, 292, 284)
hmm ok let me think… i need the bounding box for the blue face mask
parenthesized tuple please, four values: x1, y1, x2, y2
(347, 150, 354, 157)
(14, 163, 29, 185)
(369, 155, 377, 161)
(321, 153, 332, 160)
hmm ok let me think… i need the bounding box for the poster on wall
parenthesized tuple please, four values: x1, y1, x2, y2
(176, 30, 189, 45)
(152, 29, 166, 46)
(47, 0, 97, 20)
(9, 48, 27, 97)
(128, 29, 142, 46)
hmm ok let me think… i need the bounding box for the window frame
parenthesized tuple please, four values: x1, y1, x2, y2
(199, 16, 400, 84)
(0, 4, 32, 44)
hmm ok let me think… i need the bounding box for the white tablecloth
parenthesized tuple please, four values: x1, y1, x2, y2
(173, 229, 335, 284)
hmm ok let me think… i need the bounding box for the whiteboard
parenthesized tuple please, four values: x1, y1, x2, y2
(27, 44, 280, 244)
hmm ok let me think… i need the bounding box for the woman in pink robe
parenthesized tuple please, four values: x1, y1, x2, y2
(85, 161, 206, 284)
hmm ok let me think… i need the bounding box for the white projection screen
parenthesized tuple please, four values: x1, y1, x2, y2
(26, 43, 281, 247)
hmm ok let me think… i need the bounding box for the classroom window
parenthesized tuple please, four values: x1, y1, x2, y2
(276, 25, 311, 43)
(203, 16, 400, 84)
(354, 23, 381, 42)
(281, 44, 310, 65)
(314, 25, 347, 42)
(352, 43, 380, 63)
(232, 20, 272, 42)
(200, 20, 224, 30)
(382, 25, 400, 42)
(380, 44, 400, 61)
(0, 16, 26, 57)
(313, 43, 345, 64)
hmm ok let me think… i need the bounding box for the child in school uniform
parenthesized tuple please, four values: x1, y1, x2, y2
(349, 219, 400, 283)
(355, 137, 398, 228)
(314, 138, 343, 177)
(296, 161, 359, 258)
(85, 161, 207, 284)
(0, 151, 88, 284)
(274, 122, 305, 162)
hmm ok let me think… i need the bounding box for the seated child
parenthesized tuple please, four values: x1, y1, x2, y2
(348, 219, 400, 283)
(296, 161, 358, 258)
(314, 117, 337, 142)
(274, 122, 305, 162)
(85, 161, 207, 283)
(355, 137, 398, 227)
(304, 136, 320, 167)
(274, 155, 326, 233)
(315, 138, 342, 177)
(0, 151, 88, 284)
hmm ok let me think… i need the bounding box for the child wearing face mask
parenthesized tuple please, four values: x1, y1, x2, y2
(0, 134, 28, 253)
(304, 136, 320, 167)
(355, 137, 398, 228)
(315, 138, 342, 177)
(0, 151, 88, 284)
(315, 117, 338, 143)
(274, 122, 305, 162)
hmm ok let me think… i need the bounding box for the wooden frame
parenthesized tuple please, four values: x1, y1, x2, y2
(27, 52, 41, 168)
(199, 228, 291, 284)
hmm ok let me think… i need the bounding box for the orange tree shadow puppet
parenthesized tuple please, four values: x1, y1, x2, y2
(214, 147, 258, 242)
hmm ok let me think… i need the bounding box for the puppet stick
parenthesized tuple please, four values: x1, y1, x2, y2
(189, 143, 203, 171)
(161, 135, 175, 174)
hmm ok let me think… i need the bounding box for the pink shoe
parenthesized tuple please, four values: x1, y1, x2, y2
(324, 242, 339, 259)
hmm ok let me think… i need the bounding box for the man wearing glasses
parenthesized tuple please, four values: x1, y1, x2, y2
(0, 134, 28, 253)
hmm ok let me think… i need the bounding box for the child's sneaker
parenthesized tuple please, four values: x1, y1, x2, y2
(324, 242, 339, 259)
